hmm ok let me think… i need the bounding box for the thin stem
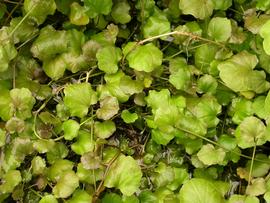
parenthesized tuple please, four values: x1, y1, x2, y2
(92, 152, 121, 202)
(80, 115, 96, 126)
(2, 0, 23, 5)
(33, 96, 53, 140)
(8, 3, 35, 37)
(4, 0, 23, 25)
(138, 31, 225, 48)
(177, 126, 270, 164)
(53, 135, 64, 141)
(248, 144, 257, 185)
(16, 33, 39, 50)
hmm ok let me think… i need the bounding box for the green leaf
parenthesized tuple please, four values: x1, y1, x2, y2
(9, 17, 39, 43)
(246, 178, 266, 196)
(31, 156, 46, 175)
(212, 0, 232, 10)
(102, 193, 123, 203)
(208, 17, 232, 42)
(96, 96, 119, 120)
(218, 51, 270, 94)
(189, 96, 221, 128)
(260, 20, 270, 39)
(259, 20, 270, 55)
(96, 46, 122, 74)
(197, 74, 218, 94)
(151, 162, 174, 188)
(146, 89, 171, 111)
(178, 178, 227, 203)
(195, 44, 218, 74)
(39, 195, 58, 203)
(5, 117, 25, 134)
(76, 163, 103, 184)
(69, 2, 89, 26)
(35, 53, 60, 74)
(142, 12, 171, 38)
(31, 26, 68, 61)
(229, 97, 253, 124)
(151, 129, 175, 145)
(257, 0, 270, 11)
(94, 120, 116, 139)
(252, 96, 268, 119)
(33, 139, 55, 153)
(55, 0, 73, 14)
(53, 170, 79, 198)
(81, 152, 101, 170)
(66, 190, 92, 203)
(228, 195, 259, 203)
(47, 159, 74, 181)
(179, 0, 214, 20)
(0, 89, 13, 121)
(235, 116, 268, 148)
(0, 129, 6, 147)
(0, 170, 22, 194)
(124, 43, 163, 72)
(10, 88, 36, 120)
(84, 0, 113, 18)
(244, 13, 270, 34)
(246, 154, 270, 177)
(71, 130, 95, 155)
(62, 120, 80, 140)
(104, 154, 142, 196)
(111, 0, 131, 24)
(0, 40, 17, 72)
(197, 144, 226, 166)
(176, 114, 207, 137)
(24, 0, 56, 25)
(121, 110, 138, 123)
(169, 58, 191, 91)
(64, 83, 97, 118)
(46, 142, 69, 164)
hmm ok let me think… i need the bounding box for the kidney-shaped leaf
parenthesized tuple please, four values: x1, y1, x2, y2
(197, 144, 226, 166)
(218, 51, 270, 94)
(104, 154, 142, 196)
(96, 46, 122, 74)
(178, 178, 227, 203)
(124, 43, 163, 73)
(235, 116, 269, 149)
(208, 17, 232, 42)
(64, 83, 97, 118)
(179, 0, 214, 20)
(53, 170, 79, 198)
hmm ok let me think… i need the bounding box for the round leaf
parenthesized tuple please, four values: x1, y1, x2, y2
(208, 17, 232, 42)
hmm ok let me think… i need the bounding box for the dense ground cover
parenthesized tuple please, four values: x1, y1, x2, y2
(1, 0, 270, 202)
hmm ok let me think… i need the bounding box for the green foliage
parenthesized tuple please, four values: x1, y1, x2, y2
(62, 120, 80, 140)
(2, 0, 270, 202)
(64, 83, 97, 118)
(24, 0, 56, 25)
(94, 120, 116, 139)
(52, 171, 79, 198)
(124, 43, 163, 72)
(218, 51, 270, 95)
(96, 46, 122, 74)
(179, 0, 214, 19)
(178, 178, 229, 203)
(84, 0, 112, 18)
(208, 17, 232, 42)
(104, 155, 142, 196)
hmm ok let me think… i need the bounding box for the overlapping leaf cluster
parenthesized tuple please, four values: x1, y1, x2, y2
(1, 0, 270, 202)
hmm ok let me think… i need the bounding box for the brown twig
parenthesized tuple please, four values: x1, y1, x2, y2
(92, 152, 121, 203)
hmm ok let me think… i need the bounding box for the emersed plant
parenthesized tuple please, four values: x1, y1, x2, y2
(1, 0, 270, 202)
